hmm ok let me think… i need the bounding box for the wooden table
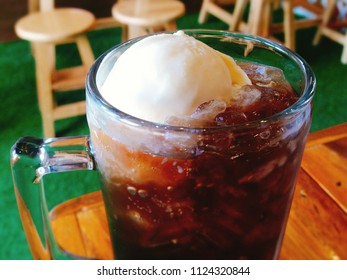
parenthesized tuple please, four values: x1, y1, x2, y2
(50, 123, 347, 260)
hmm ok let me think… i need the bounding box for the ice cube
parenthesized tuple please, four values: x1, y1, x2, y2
(231, 85, 261, 108)
(238, 159, 278, 183)
(166, 99, 226, 127)
(238, 62, 286, 86)
(191, 99, 227, 120)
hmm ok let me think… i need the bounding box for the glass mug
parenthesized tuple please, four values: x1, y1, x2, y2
(11, 30, 315, 260)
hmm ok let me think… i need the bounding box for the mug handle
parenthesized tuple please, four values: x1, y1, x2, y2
(10, 135, 95, 259)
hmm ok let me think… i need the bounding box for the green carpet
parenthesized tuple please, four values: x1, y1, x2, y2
(1, 11, 347, 260)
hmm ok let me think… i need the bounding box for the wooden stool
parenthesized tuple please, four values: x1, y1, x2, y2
(271, 0, 324, 50)
(199, 0, 323, 51)
(111, 0, 185, 41)
(198, 0, 292, 47)
(15, 7, 95, 138)
(313, 0, 347, 64)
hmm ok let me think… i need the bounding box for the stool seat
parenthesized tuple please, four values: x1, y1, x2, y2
(112, 0, 184, 27)
(15, 8, 95, 43)
(112, 0, 185, 40)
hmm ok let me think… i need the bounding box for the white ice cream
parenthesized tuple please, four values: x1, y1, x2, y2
(100, 31, 251, 123)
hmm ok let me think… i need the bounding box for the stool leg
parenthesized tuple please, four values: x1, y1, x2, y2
(283, 0, 296, 50)
(244, 0, 268, 56)
(39, 0, 54, 12)
(128, 25, 147, 39)
(76, 35, 95, 69)
(198, 0, 212, 24)
(247, 0, 266, 35)
(342, 36, 347, 64)
(121, 24, 128, 42)
(34, 42, 55, 138)
(260, 1, 273, 38)
(313, 0, 337, 46)
(164, 21, 177, 31)
(229, 0, 249, 31)
(28, 0, 39, 13)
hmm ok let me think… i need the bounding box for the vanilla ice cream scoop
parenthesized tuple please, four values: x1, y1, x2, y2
(100, 31, 251, 123)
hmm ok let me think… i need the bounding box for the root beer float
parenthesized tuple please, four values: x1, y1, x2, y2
(86, 30, 314, 259)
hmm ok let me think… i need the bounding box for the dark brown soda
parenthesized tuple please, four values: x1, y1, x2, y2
(99, 62, 311, 260)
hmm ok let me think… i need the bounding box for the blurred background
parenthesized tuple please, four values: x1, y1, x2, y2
(1, 0, 346, 259)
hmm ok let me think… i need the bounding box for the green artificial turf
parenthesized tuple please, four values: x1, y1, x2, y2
(1, 11, 347, 260)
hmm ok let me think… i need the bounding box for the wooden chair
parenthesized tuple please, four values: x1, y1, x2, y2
(111, 0, 185, 41)
(313, 0, 347, 64)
